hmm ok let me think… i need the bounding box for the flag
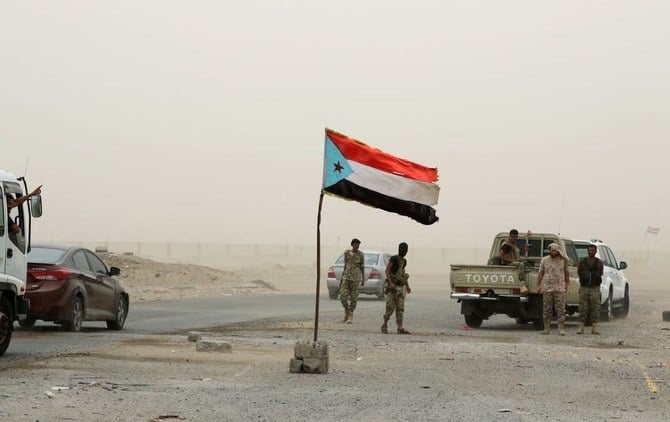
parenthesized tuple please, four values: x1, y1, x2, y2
(647, 226, 660, 235)
(322, 128, 440, 225)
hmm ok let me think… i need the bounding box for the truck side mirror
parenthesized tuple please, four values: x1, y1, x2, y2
(30, 195, 43, 218)
(109, 266, 121, 276)
(619, 261, 627, 270)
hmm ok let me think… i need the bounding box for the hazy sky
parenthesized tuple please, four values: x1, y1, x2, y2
(2, 1, 669, 251)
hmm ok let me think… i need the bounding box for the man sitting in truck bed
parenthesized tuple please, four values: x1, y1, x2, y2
(500, 229, 521, 264)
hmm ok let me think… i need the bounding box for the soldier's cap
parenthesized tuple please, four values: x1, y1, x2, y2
(350, 238, 361, 245)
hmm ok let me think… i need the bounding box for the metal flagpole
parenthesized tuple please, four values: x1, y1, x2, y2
(314, 191, 325, 343)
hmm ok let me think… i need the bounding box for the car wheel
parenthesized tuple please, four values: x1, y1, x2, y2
(18, 317, 36, 329)
(0, 298, 13, 356)
(106, 295, 128, 330)
(464, 314, 483, 328)
(65, 296, 84, 332)
(616, 288, 630, 319)
(601, 290, 613, 322)
(328, 290, 338, 300)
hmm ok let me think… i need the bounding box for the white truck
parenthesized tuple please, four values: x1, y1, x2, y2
(1, 169, 42, 356)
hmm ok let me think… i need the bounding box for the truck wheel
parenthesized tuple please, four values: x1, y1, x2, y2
(464, 314, 483, 328)
(328, 290, 338, 300)
(64, 296, 84, 332)
(376, 287, 386, 300)
(601, 290, 613, 322)
(0, 298, 13, 356)
(532, 319, 544, 330)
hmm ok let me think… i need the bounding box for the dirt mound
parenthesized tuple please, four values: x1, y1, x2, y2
(99, 252, 277, 303)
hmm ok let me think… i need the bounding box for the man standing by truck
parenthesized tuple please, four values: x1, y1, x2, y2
(577, 244, 604, 335)
(536, 243, 570, 335)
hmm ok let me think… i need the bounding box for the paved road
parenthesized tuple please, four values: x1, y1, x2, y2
(5, 288, 453, 357)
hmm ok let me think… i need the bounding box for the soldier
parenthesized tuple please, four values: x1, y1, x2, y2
(381, 242, 412, 334)
(339, 238, 364, 324)
(536, 243, 570, 335)
(577, 244, 604, 334)
(500, 229, 521, 264)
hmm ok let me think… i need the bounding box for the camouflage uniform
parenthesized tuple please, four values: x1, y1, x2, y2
(340, 249, 364, 313)
(383, 255, 408, 327)
(577, 256, 604, 324)
(538, 253, 569, 325)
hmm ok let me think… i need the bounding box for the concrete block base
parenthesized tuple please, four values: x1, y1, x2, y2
(196, 338, 232, 353)
(290, 341, 329, 374)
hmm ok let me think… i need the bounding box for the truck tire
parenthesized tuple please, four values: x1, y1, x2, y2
(464, 314, 483, 328)
(0, 297, 13, 356)
(328, 290, 338, 300)
(532, 319, 544, 330)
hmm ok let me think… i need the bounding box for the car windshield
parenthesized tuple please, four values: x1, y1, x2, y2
(334, 252, 380, 266)
(28, 247, 67, 264)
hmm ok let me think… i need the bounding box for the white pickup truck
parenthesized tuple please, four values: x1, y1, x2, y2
(450, 232, 577, 329)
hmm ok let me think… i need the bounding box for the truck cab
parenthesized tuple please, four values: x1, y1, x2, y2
(1, 169, 43, 355)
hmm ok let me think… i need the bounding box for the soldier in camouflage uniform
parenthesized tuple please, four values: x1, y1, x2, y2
(381, 242, 412, 334)
(577, 244, 604, 334)
(339, 238, 365, 324)
(536, 243, 570, 335)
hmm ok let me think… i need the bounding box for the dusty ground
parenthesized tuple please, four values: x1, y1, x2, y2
(1, 253, 669, 421)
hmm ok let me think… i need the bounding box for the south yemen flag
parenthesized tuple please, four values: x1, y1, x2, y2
(322, 128, 440, 225)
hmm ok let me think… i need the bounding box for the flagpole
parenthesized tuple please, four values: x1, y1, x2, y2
(314, 191, 325, 343)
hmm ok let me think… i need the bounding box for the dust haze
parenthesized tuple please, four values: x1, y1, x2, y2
(1, 1, 669, 253)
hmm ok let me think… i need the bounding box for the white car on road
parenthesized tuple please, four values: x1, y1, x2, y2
(574, 239, 630, 321)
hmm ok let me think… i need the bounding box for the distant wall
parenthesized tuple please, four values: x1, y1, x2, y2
(60, 241, 663, 275)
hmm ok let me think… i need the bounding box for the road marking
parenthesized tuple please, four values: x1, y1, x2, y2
(638, 362, 659, 394)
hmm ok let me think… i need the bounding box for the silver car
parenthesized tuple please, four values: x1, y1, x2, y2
(326, 251, 391, 300)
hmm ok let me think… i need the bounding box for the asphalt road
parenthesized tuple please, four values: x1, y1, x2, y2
(6, 288, 450, 357)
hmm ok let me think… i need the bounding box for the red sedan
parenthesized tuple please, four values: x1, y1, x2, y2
(21, 244, 129, 331)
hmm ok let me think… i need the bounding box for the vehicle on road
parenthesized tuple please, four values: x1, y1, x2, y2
(1, 170, 42, 356)
(21, 244, 129, 332)
(326, 251, 391, 300)
(450, 232, 582, 329)
(573, 239, 630, 321)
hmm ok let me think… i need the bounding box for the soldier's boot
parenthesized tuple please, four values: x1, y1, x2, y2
(541, 322, 551, 335)
(342, 310, 350, 323)
(576, 323, 584, 335)
(591, 323, 600, 335)
(381, 318, 389, 334)
(346, 312, 353, 324)
(558, 323, 566, 336)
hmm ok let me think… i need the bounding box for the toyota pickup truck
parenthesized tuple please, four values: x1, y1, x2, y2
(450, 232, 581, 329)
